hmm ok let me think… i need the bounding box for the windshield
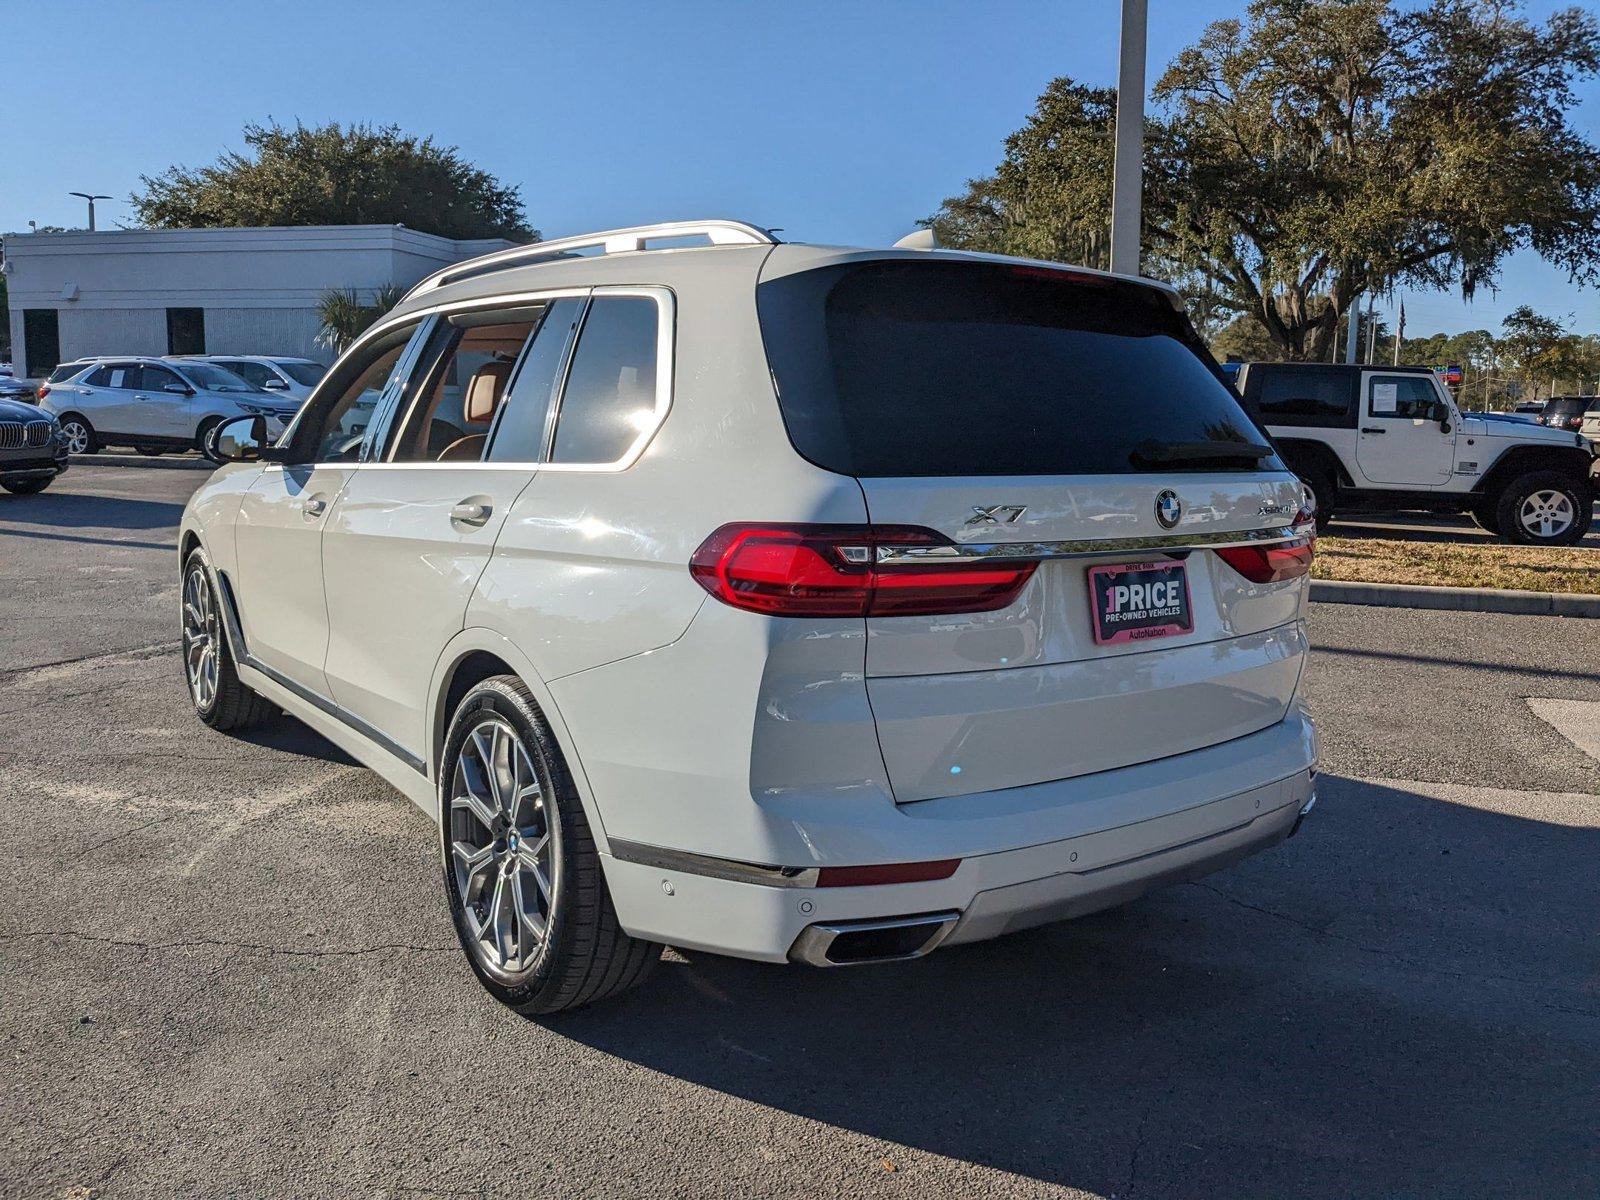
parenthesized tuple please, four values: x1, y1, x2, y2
(757, 259, 1275, 477)
(279, 361, 327, 387)
(177, 362, 259, 393)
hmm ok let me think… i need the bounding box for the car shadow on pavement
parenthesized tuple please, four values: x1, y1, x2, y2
(0, 489, 185, 532)
(239, 716, 359, 767)
(552, 775, 1599, 1198)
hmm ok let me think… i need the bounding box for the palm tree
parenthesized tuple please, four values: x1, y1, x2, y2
(316, 284, 407, 352)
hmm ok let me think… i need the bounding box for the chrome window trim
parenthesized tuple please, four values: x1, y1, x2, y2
(873, 523, 1313, 564)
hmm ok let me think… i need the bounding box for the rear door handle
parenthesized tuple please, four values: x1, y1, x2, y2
(302, 496, 327, 517)
(1360, 426, 1386, 435)
(451, 501, 491, 527)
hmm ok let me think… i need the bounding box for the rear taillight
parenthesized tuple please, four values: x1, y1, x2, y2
(36, 384, 50, 401)
(1215, 535, 1315, 584)
(690, 523, 1038, 617)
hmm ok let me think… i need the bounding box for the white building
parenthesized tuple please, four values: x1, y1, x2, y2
(2, 225, 516, 378)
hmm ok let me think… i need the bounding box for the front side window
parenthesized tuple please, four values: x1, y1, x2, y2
(279, 361, 327, 387)
(548, 296, 660, 465)
(138, 364, 185, 392)
(219, 361, 278, 390)
(284, 321, 423, 463)
(1368, 375, 1439, 420)
(178, 362, 254, 393)
(382, 311, 541, 463)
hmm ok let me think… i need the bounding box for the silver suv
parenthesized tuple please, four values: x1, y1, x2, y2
(39, 357, 298, 458)
(181, 220, 1319, 1014)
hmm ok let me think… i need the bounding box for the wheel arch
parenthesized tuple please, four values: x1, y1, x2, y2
(1273, 437, 1350, 489)
(1475, 444, 1595, 497)
(426, 629, 612, 851)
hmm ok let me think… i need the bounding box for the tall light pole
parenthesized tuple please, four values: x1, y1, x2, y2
(1109, 0, 1148, 277)
(67, 192, 111, 232)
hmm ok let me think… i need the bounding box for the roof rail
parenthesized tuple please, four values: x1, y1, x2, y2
(407, 219, 778, 297)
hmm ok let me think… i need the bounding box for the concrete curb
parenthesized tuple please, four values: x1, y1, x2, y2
(73, 454, 214, 472)
(1310, 578, 1600, 618)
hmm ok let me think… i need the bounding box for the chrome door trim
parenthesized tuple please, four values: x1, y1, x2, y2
(873, 523, 1312, 564)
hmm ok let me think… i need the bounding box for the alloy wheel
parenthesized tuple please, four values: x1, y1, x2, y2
(182, 564, 220, 710)
(1518, 489, 1575, 539)
(61, 421, 90, 455)
(449, 715, 559, 978)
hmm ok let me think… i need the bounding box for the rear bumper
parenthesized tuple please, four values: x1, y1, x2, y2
(602, 711, 1317, 963)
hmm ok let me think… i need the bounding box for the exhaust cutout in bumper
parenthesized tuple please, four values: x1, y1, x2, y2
(788, 911, 960, 967)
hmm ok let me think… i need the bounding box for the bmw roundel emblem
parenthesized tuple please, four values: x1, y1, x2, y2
(1155, 490, 1183, 529)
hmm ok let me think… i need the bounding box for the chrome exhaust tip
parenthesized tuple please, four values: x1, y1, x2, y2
(788, 911, 960, 967)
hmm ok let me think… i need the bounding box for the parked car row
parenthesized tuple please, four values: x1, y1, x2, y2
(33, 355, 324, 461)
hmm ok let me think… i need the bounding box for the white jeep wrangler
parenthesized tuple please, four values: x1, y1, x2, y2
(1234, 362, 1596, 544)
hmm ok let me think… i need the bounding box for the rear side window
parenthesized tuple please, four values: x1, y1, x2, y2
(87, 363, 139, 389)
(548, 296, 660, 465)
(486, 298, 585, 462)
(1247, 367, 1355, 426)
(756, 260, 1271, 477)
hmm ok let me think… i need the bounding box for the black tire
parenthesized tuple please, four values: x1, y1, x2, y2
(1299, 468, 1335, 533)
(1493, 470, 1594, 546)
(1468, 501, 1501, 535)
(1, 477, 52, 495)
(57, 413, 98, 455)
(196, 418, 224, 463)
(440, 675, 660, 1016)
(181, 548, 274, 731)
(135, 445, 165, 457)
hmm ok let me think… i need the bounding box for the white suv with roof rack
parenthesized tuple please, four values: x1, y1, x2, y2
(179, 219, 1319, 1015)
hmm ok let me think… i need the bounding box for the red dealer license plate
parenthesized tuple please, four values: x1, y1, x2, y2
(1087, 560, 1194, 645)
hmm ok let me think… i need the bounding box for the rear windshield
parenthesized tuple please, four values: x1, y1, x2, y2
(757, 260, 1274, 477)
(1544, 397, 1588, 417)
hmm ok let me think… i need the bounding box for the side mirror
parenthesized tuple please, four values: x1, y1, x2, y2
(213, 414, 267, 463)
(164, 383, 195, 396)
(262, 378, 288, 390)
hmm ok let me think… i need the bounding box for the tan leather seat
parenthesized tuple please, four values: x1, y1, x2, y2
(437, 360, 514, 461)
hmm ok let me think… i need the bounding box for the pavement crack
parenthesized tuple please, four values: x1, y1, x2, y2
(0, 929, 452, 959)
(0, 641, 181, 683)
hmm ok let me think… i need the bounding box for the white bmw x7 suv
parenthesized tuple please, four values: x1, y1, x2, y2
(180, 220, 1319, 1014)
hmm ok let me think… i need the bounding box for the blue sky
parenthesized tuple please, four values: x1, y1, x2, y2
(3, 0, 1595, 336)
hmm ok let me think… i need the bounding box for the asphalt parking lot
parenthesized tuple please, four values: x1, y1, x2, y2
(2, 462, 1597, 1199)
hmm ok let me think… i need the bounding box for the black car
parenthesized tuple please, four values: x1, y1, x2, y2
(0, 375, 38, 403)
(1540, 396, 1590, 432)
(0, 397, 69, 494)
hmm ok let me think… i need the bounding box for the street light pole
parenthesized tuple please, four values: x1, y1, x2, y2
(1109, 0, 1148, 277)
(67, 192, 111, 232)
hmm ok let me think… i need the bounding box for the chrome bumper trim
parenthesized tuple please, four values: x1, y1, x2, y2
(607, 837, 820, 888)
